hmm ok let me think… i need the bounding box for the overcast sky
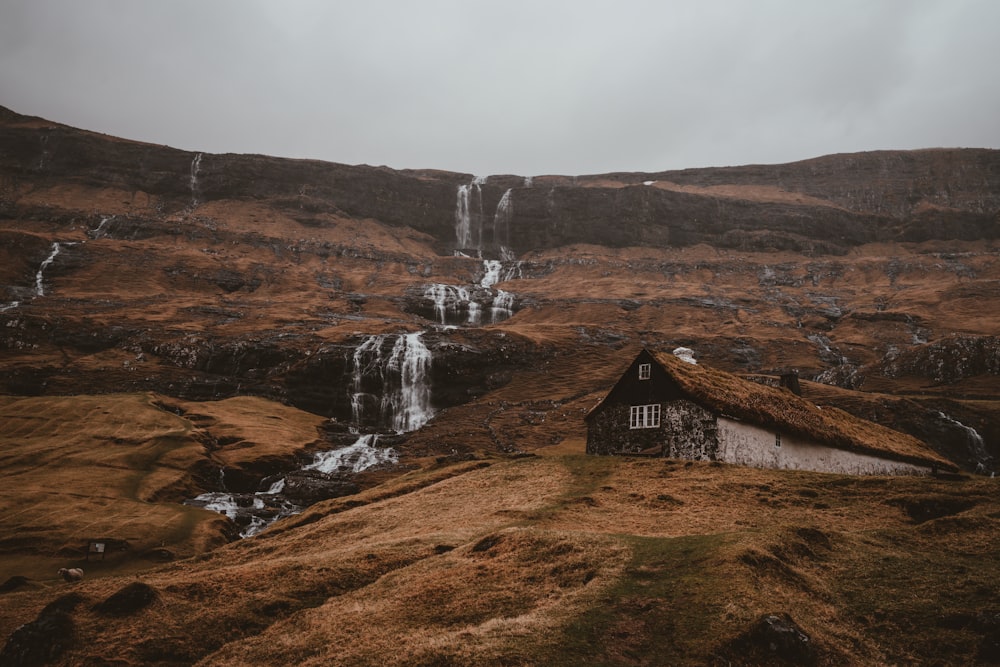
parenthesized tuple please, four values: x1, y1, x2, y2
(2, 0, 998, 176)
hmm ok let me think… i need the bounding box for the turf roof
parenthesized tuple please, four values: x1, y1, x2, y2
(596, 350, 954, 470)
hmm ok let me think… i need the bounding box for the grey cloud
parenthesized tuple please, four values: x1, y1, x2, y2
(1, 0, 998, 176)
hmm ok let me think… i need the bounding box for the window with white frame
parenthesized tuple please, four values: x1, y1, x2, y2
(638, 363, 651, 380)
(629, 404, 661, 429)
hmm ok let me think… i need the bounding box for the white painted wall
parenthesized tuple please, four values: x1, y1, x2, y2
(716, 417, 930, 476)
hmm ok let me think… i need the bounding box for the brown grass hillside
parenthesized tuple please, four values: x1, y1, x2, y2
(0, 393, 325, 582)
(1, 450, 997, 666)
(3, 112, 1000, 665)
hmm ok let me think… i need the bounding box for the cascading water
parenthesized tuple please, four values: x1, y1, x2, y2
(349, 332, 434, 433)
(187, 332, 435, 538)
(493, 188, 513, 250)
(421, 259, 521, 326)
(490, 290, 515, 323)
(89, 215, 113, 239)
(6, 228, 109, 310)
(190, 152, 203, 207)
(34, 242, 63, 297)
(304, 434, 398, 473)
(454, 175, 486, 251)
(385, 333, 434, 433)
(481, 260, 504, 289)
(937, 412, 989, 466)
(424, 284, 477, 325)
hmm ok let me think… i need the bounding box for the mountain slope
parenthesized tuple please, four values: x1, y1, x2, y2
(1, 107, 1000, 665)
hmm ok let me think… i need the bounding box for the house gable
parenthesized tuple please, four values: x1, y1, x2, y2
(586, 350, 718, 457)
(585, 349, 687, 421)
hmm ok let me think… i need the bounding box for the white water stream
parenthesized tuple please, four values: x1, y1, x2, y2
(937, 412, 989, 465)
(34, 242, 63, 297)
(493, 188, 513, 250)
(455, 175, 486, 250)
(304, 434, 398, 474)
(190, 152, 203, 207)
(350, 332, 434, 433)
(188, 333, 432, 537)
(423, 260, 522, 326)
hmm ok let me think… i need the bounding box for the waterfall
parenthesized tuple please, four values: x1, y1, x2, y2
(190, 153, 203, 207)
(481, 259, 522, 288)
(492, 188, 513, 249)
(454, 175, 486, 251)
(490, 290, 515, 323)
(455, 184, 472, 249)
(481, 260, 504, 289)
(937, 412, 988, 461)
(524, 176, 533, 187)
(304, 434, 398, 474)
(34, 242, 62, 297)
(186, 333, 432, 538)
(349, 333, 434, 433)
(386, 333, 433, 432)
(424, 284, 473, 324)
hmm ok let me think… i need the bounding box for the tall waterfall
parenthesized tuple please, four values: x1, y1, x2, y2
(34, 242, 63, 297)
(493, 188, 513, 251)
(350, 333, 434, 433)
(455, 175, 486, 251)
(190, 153, 203, 207)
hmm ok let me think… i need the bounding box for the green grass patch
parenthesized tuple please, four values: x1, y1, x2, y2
(540, 532, 736, 666)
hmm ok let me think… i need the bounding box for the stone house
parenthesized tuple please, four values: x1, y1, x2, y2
(585, 349, 954, 475)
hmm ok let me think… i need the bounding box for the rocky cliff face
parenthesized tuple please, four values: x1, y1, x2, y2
(1, 105, 998, 472)
(2, 106, 998, 256)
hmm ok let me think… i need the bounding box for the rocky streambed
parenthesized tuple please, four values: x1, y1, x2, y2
(185, 432, 400, 537)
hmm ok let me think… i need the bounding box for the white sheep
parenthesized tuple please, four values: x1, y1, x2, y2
(57, 567, 84, 582)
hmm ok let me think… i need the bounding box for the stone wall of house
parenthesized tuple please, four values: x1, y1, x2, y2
(586, 399, 719, 458)
(661, 401, 719, 460)
(716, 417, 931, 475)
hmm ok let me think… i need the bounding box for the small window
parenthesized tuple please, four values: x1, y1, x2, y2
(775, 433, 781, 448)
(638, 363, 651, 380)
(629, 404, 661, 429)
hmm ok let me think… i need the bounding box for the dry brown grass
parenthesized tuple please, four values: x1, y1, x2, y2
(0, 393, 325, 583)
(2, 452, 996, 665)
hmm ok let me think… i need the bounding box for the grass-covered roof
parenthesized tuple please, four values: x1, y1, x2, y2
(644, 351, 953, 470)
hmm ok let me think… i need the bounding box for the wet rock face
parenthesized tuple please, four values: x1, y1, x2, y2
(874, 335, 1000, 385)
(280, 471, 361, 505)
